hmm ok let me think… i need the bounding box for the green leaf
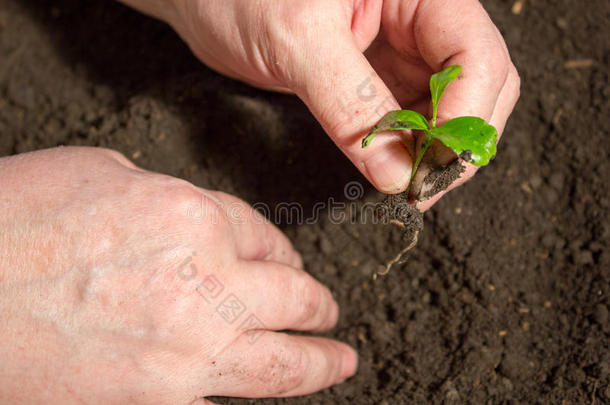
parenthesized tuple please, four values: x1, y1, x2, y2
(430, 65, 462, 127)
(430, 117, 498, 166)
(361, 110, 429, 148)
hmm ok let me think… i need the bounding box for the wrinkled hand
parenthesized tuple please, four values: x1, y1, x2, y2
(130, 0, 519, 208)
(0, 147, 356, 403)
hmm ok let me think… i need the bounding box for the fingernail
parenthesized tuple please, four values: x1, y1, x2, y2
(363, 143, 412, 193)
(341, 345, 358, 380)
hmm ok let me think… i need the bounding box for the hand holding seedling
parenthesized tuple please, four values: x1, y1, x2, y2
(362, 65, 499, 198)
(121, 0, 519, 209)
(359, 65, 498, 276)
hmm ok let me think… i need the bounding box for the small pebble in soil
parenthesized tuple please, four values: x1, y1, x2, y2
(556, 17, 569, 30)
(511, 0, 524, 15)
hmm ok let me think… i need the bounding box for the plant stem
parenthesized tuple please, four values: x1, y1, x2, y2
(405, 133, 433, 195)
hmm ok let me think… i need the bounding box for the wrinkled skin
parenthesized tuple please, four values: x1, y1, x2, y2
(0, 148, 355, 403)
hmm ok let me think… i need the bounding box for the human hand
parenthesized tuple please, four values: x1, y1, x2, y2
(0, 147, 356, 403)
(128, 0, 519, 208)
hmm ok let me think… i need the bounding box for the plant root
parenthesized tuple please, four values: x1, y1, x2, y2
(373, 193, 424, 279)
(375, 230, 419, 278)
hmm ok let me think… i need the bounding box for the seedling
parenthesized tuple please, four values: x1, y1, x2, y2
(362, 65, 498, 195)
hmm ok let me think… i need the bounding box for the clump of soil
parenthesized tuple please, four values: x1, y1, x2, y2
(374, 193, 423, 275)
(377, 193, 423, 243)
(419, 158, 466, 201)
(374, 159, 465, 274)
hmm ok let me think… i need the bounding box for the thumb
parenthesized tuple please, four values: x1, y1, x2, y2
(286, 35, 412, 193)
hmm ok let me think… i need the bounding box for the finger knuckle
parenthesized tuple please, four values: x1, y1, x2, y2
(295, 274, 322, 325)
(326, 116, 360, 149)
(484, 47, 510, 84)
(291, 252, 304, 269)
(156, 179, 229, 227)
(163, 180, 202, 209)
(268, 3, 322, 42)
(262, 2, 343, 85)
(217, 193, 252, 228)
(252, 223, 274, 260)
(98, 148, 135, 167)
(260, 341, 308, 394)
(60, 146, 120, 163)
(508, 65, 521, 100)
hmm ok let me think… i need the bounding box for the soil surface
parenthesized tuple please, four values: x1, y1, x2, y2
(1, 0, 609, 403)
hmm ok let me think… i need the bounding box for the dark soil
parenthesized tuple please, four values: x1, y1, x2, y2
(378, 193, 423, 240)
(419, 159, 466, 202)
(375, 194, 423, 275)
(1, 0, 609, 403)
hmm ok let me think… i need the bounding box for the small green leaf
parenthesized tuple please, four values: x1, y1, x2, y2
(430, 117, 498, 166)
(361, 110, 429, 148)
(430, 65, 462, 126)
